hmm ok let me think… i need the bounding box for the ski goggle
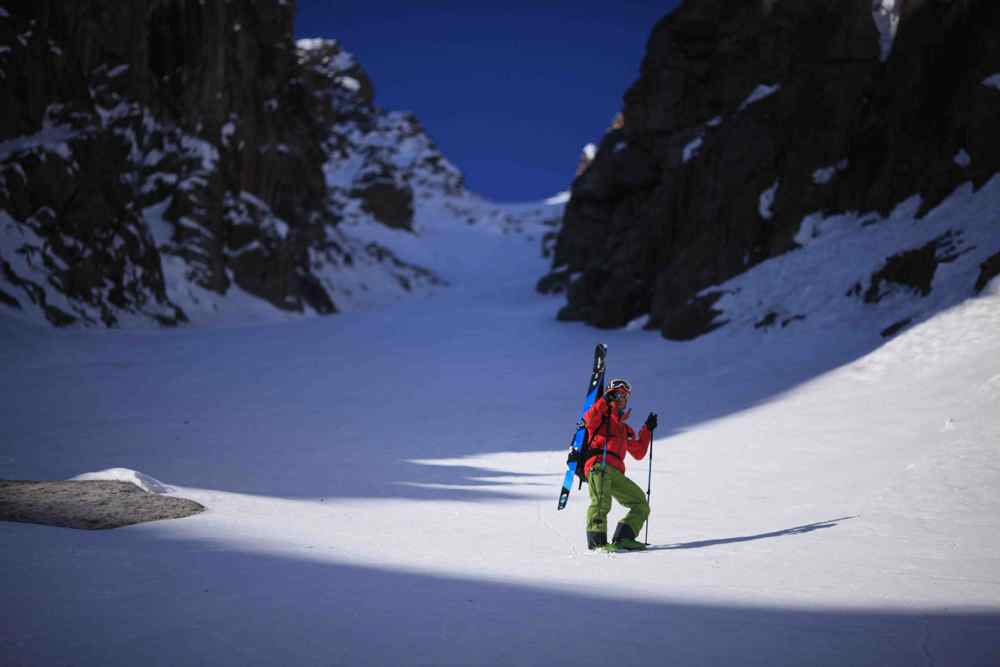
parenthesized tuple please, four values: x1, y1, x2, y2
(606, 390, 629, 402)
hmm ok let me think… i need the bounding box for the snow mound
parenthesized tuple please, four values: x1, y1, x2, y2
(70, 468, 174, 494)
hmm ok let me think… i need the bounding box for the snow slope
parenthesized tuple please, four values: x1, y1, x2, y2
(2, 183, 999, 665)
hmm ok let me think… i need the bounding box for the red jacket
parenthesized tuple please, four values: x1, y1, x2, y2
(582, 396, 651, 479)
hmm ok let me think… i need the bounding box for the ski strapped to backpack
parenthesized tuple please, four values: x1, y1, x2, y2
(557, 343, 607, 510)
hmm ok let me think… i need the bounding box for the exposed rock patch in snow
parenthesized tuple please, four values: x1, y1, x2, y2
(0, 479, 203, 530)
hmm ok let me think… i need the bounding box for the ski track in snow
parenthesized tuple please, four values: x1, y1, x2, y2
(2, 187, 1000, 665)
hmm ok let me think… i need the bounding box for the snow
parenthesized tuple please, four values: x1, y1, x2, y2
(983, 73, 1000, 91)
(338, 76, 360, 92)
(179, 133, 218, 171)
(220, 119, 236, 146)
(813, 166, 836, 184)
(296, 37, 355, 72)
(739, 177, 1000, 339)
(683, 135, 703, 163)
(3, 174, 1000, 664)
(238, 190, 268, 210)
(0, 123, 76, 161)
(544, 191, 570, 205)
(94, 101, 131, 127)
(626, 313, 650, 330)
(0, 210, 99, 322)
(141, 201, 289, 326)
(70, 468, 174, 494)
(873, 0, 900, 62)
(738, 83, 781, 111)
(322, 150, 364, 188)
(955, 148, 972, 167)
(583, 142, 597, 160)
(758, 178, 779, 219)
(297, 37, 326, 51)
(813, 159, 848, 185)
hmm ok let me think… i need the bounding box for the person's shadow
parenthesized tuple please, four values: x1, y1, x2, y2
(642, 516, 856, 551)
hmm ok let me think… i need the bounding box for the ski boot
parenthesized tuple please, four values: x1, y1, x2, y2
(611, 523, 647, 551)
(587, 531, 608, 550)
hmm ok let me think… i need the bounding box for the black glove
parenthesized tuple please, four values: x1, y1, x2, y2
(644, 412, 658, 431)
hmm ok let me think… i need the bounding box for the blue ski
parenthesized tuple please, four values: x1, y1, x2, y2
(557, 343, 607, 510)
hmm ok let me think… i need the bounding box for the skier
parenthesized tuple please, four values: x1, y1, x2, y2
(582, 378, 658, 551)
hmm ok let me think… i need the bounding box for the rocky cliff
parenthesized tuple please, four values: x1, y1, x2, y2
(542, 0, 1000, 339)
(0, 1, 560, 327)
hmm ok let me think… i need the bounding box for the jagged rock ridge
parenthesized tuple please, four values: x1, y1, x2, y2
(0, 1, 561, 327)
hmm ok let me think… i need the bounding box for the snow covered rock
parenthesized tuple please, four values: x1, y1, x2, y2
(70, 468, 174, 494)
(0, 1, 333, 326)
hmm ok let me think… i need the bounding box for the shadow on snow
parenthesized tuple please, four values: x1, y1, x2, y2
(3, 524, 998, 667)
(643, 516, 857, 551)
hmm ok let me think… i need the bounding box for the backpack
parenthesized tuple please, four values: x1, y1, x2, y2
(565, 408, 621, 488)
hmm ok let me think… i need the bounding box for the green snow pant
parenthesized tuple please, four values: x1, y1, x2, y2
(586, 464, 649, 537)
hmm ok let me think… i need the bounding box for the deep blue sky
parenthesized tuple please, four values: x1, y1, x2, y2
(294, 1, 679, 202)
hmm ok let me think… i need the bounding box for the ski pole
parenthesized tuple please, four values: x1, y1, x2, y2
(644, 426, 654, 545)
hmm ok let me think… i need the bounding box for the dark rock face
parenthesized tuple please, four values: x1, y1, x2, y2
(354, 177, 414, 231)
(863, 238, 940, 302)
(880, 317, 912, 339)
(542, 0, 1000, 339)
(975, 250, 1000, 293)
